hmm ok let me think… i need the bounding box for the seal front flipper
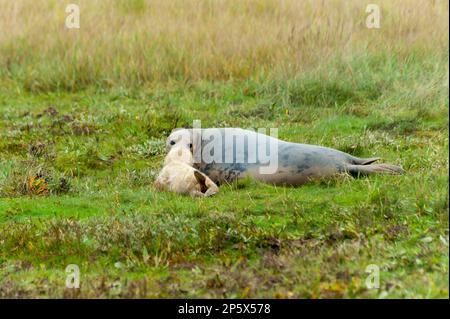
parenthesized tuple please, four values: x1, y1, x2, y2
(194, 170, 208, 193)
(194, 170, 219, 196)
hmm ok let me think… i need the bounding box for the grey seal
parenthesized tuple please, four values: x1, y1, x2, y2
(166, 128, 404, 186)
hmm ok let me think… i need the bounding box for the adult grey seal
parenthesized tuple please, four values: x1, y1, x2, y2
(166, 128, 404, 186)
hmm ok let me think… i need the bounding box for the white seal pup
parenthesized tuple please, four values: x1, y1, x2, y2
(154, 146, 219, 197)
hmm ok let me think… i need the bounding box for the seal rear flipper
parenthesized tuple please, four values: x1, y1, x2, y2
(346, 163, 405, 177)
(352, 157, 380, 165)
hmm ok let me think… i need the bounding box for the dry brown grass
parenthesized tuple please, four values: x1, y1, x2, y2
(0, 0, 448, 90)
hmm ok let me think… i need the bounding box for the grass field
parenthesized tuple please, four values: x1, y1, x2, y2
(0, 0, 449, 298)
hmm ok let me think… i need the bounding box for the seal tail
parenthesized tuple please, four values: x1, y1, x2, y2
(346, 163, 405, 177)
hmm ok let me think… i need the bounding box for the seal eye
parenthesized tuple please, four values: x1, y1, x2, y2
(170, 140, 176, 146)
(188, 143, 193, 149)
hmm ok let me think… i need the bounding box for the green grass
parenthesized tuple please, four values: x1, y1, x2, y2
(0, 52, 448, 298)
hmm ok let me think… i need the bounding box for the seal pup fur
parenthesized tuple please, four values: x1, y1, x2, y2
(154, 146, 219, 197)
(165, 128, 404, 186)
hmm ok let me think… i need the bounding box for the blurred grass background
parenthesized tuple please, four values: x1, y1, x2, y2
(0, 0, 448, 91)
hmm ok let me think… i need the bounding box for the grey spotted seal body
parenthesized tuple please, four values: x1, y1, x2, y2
(166, 128, 404, 186)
